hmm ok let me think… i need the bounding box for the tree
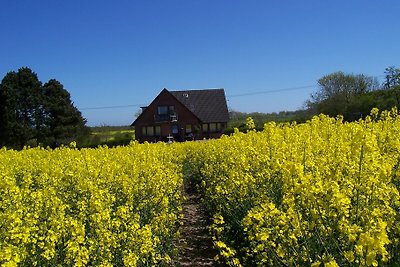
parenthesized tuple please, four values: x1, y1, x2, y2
(307, 71, 379, 118)
(0, 67, 89, 149)
(42, 79, 88, 146)
(346, 86, 400, 118)
(383, 66, 400, 89)
(0, 67, 43, 148)
(42, 79, 89, 147)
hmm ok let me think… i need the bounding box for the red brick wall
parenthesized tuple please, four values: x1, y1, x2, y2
(134, 90, 201, 142)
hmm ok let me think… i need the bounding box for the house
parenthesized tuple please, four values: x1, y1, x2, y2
(131, 88, 229, 142)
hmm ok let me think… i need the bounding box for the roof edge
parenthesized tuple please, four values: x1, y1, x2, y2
(130, 88, 169, 126)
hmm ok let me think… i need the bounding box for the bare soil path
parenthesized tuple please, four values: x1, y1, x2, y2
(173, 185, 220, 266)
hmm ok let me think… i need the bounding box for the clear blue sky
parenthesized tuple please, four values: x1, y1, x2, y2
(1, 1, 399, 126)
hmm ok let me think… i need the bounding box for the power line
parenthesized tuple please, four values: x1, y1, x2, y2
(227, 85, 317, 98)
(80, 104, 146, 110)
(79, 77, 385, 110)
(78, 85, 317, 111)
(226, 75, 388, 98)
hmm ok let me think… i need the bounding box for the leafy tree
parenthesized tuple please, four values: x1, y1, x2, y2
(42, 79, 89, 147)
(307, 71, 379, 118)
(383, 66, 400, 89)
(0, 67, 43, 148)
(0, 67, 89, 149)
(348, 85, 400, 117)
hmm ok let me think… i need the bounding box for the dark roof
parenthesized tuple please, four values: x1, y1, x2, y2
(169, 89, 229, 123)
(131, 88, 229, 126)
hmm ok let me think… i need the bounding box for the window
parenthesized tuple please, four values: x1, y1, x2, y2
(205, 123, 222, 133)
(157, 105, 174, 115)
(155, 126, 161, 136)
(157, 106, 168, 115)
(146, 126, 154, 136)
(185, 124, 192, 133)
(209, 123, 217, 132)
(142, 126, 161, 137)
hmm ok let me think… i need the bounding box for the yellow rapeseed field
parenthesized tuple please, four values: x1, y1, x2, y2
(184, 108, 400, 266)
(0, 142, 183, 266)
(1, 108, 400, 266)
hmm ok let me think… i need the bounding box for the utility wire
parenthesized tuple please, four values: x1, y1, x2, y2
(226, 75, 387, 98)
(80, 77, 386, 111)
(79, 85, 317, 111)
(227, 85, 316, 98)
(80, 104, 146, 110)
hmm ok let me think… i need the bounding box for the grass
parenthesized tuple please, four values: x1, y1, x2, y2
(80, 126, 135, 147)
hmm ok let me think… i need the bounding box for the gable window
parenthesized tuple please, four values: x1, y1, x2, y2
(185, 124, 192, 133)
(157, 105, 174, 115)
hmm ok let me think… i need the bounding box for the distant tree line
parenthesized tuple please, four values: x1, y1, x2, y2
(0, 67, 89, 149)
(227, 66, 400, 132)
(226, 109, 311, 133)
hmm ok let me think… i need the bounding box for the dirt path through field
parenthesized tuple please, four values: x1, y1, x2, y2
(173, 185, 219, 266)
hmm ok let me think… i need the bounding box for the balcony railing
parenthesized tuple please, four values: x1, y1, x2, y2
(154, 113, 178, 122)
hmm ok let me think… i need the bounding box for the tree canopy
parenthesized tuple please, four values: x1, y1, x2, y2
(383, 66, 400, 89)
(0, 67, 89, 149)
(307, 68, 400, 120)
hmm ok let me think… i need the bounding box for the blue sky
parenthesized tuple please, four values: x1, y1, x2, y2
(1, 1, 399, 126)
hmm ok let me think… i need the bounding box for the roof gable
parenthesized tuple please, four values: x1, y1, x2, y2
(131, 88, 229, 126)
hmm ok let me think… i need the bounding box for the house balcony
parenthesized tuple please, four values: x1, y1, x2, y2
(154, 113, 178, 122)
